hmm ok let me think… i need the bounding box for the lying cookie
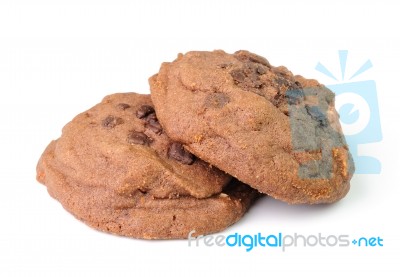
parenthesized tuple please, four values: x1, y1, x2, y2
(36, 92, 259, 239)
(150, 50, 355, 204)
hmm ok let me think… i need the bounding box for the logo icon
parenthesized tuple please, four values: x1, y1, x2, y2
(315, 50, 382, 174)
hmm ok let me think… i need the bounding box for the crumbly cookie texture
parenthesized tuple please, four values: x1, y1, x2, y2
(150, 50, 354, 204)
(36, 92, 259, 239)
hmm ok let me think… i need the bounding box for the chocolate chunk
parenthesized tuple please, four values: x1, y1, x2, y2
(231, 65, 262, 90)
(286, 89, 305, 105)
(168, 142, 195, 165)
(234, 50, 271, 67)
(141, 112, 163, 134)
(146, 118, 163, 134)
(102, 116, 124, 129)
(144, 112, 157, 122)
(204, 93, 230, 109)
(136, 105, 155, 119)
(116, 103, 131, 110)
(306, 105, 328, 127)
(231, 69, 246, 83)
(127, 131, 151, 145)
(294, 81, 302, 87)
(273, 91, 286, 108)
(256, 65, 266, 75)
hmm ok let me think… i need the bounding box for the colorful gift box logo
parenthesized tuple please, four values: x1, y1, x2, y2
(315, 50, 382, 174)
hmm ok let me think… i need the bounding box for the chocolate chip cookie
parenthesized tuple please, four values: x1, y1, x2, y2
(36, 93, 259, 239)
(149, 50, 355, 204)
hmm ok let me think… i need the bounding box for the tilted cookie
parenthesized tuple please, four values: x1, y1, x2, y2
(36, 93, 259, 239)
(150, 50, 355, 204)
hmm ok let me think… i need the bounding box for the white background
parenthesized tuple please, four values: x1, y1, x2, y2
(1, 0, 399, 276)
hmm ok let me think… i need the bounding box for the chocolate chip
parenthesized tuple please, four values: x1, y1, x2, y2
(306, 105, 328, 127)
(146, 118, 163, 134)
(204, 93, 230, 109)
(168, 142, 195, 165)
(248, 55, 270, 67)
(256, 65, 266, 75)
(286, 89, 305, 105)
(231, 69, 246, 83)
(273, 91, 285, 107)
(231, 65, 263, 90)
(234, 50, 271, 67)
(116, 103, 131, 110)
(144, 112, 157, 122)
(127, 131, 151, 145)
(102, 116, 124, 129)
(136, 105, 155, 119)
(141, 112, 163, 134)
